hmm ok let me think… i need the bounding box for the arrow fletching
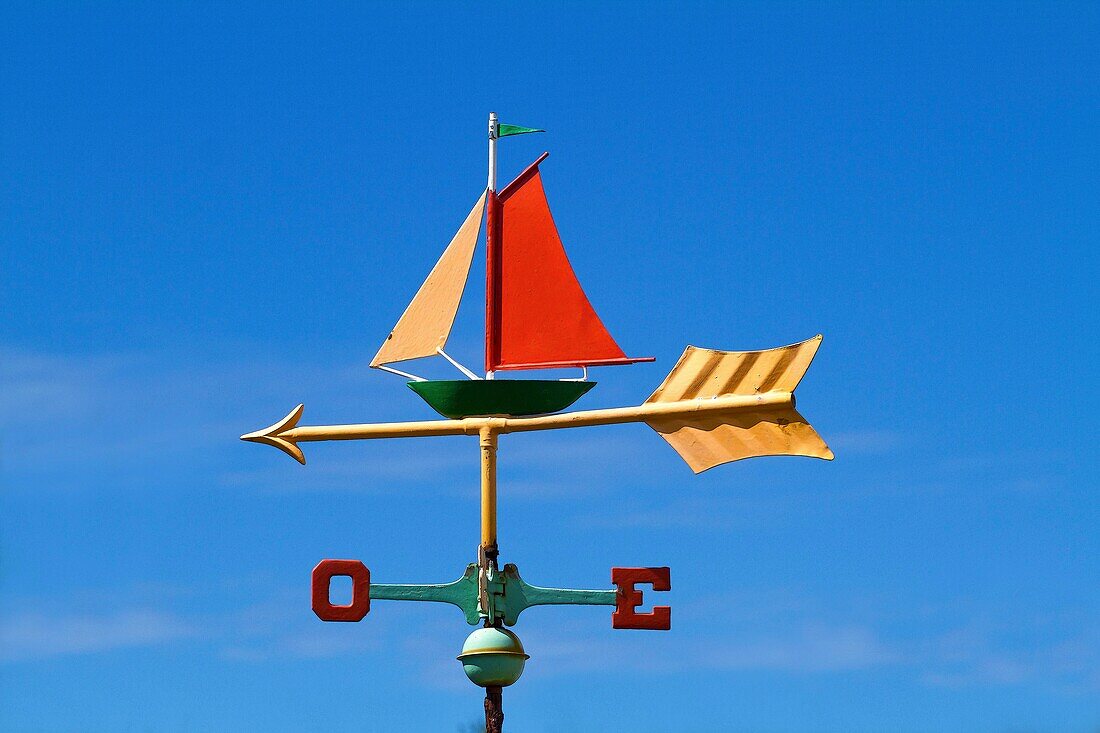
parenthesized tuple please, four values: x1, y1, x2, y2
(644, 335, 833, 473)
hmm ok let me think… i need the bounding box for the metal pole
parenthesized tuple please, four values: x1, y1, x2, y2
(484, 685, 504, 733)
(479, 426, 499, 557)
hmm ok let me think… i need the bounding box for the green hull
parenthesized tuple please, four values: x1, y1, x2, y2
(407, 380, 596, 419)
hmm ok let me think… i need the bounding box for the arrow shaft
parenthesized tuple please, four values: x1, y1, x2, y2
(505, 391, 792, 433)
(280, 392, 793, 443)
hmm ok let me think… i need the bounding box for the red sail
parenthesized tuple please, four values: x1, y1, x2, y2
(486, 154, 653, 372)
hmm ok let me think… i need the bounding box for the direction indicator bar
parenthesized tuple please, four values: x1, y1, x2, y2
(242, 336, 833, 472)
(311, 560, 669, 628)
(246, 392, 794, 460)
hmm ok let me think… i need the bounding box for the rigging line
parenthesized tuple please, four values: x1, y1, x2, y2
(438, 348, 482, 380)
(376, 364, 428, 382)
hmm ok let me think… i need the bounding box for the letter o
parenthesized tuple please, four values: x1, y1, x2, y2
(312, 559, 370, 622)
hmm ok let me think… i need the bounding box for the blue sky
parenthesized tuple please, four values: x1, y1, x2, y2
(1, 2, 1097, 731)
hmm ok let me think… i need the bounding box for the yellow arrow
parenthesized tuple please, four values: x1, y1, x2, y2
(242, 335, 832, 557)
(241, 335, 833, 473)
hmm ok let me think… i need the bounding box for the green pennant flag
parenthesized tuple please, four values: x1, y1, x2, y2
(498, 123, 544, 138)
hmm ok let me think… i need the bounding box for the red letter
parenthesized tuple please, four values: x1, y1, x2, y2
(312, 559, 370, 622)
(612, 567, 671, 630)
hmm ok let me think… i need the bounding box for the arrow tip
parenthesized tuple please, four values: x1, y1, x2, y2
(241, 403, 306, 464)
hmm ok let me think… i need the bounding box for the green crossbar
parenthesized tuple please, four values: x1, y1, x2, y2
(367, 562, 618, 627)
(370, 564, 482, 625)
(497, 564, 616, 626)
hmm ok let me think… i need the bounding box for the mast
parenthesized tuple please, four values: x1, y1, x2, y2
(485, 112, 501, 379)
(487, 111, 498, 192)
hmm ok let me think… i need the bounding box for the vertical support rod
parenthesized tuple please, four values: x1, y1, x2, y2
(484, 686, 504, 733)
(479, 426, 499, 549)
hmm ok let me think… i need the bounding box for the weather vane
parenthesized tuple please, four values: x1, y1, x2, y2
(242, 112, 833, 731)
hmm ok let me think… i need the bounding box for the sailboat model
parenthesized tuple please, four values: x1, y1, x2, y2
(371, 113, 653, 419)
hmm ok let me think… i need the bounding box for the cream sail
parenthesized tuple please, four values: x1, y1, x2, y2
(370, 191, 486, 367)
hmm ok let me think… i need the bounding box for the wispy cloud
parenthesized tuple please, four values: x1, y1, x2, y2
(5, 579, 1097, 699)
(509, 620, 900, 678)
(0, 345, 419, 492)
(916, 622, 1100, 694)
(702, 623, 900, 672)
(493, 591, 1100, 695)
(220, 628, 378, 662)
(0, 609, 195, 662)
(0, 589, 381, 666)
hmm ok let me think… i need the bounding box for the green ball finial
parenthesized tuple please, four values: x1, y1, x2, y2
(457, 626, 529, 688)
